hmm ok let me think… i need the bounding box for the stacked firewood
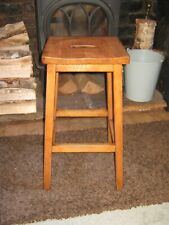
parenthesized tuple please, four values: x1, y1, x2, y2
(0, 21, 37, 115)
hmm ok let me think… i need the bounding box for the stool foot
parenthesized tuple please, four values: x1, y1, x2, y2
(116, 171, 123, 190)
(115, 147, 123, 190)
(44, 154, 52, 190)
(116, 181, 123, 190)
(44, 179, 51, 191)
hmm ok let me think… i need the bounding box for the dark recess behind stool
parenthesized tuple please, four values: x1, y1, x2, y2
(155, 0, 169, 110)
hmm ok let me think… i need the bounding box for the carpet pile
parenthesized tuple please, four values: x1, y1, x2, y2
(0, 121, 169, 225)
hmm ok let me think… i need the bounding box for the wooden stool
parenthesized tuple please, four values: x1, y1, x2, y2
(42, 36, 129, 190)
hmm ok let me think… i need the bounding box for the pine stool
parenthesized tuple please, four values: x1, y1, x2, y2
(42, 36, 129, 190)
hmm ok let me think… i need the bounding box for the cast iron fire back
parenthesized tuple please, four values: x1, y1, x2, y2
(35, 0, 121, 58)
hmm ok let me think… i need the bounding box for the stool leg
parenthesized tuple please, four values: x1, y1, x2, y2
(52, 73, 59, 145)
(44, 65, 58, 190)
(113, 65, 123, 190)
(107, 72, 114, 143)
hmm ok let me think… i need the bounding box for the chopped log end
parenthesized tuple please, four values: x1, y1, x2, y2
(136, 19, 157, 26)
(81, 80, 104, 94)
(59, 78, 78, 94)
(75, 73, 104, 94)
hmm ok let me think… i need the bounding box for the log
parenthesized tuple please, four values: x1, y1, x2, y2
(133, 19, 157, 49)
(0, 100, 36, 115)
(89, 72, 105, 88)
(0, 21, 26, 40)
(59, 78, 78, 94)
(59, 73, 78, 94)
(0, 65, 33, 78)
(0, 44, 29, 52)
(74, 73, 104, 94)
(0, 33, 29, 48)
(0, 88, 36, 103)
(0, 55, 32, 65)
(81, 80, 104, 94)
(0, 48, 30, 59)
(0, 78, 37, 89)
(0, 55, 33, 78)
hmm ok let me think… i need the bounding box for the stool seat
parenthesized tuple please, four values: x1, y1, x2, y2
(42, 36, 129, 190)
(42, 36, 129, 65)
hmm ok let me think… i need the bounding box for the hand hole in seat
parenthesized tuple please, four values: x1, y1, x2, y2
(70, 44, 96, 48)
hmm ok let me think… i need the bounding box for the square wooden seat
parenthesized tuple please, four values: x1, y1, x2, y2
(42, 36, 129, 190)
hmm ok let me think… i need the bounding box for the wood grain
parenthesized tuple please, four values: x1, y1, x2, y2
(113, 65, 123, 190)
(52, 144, 115, 153)
(42, 36, 129, 190)
(107, 72, 113, 143)
(42, 36, 129, 65)
(44, 64, 57, 190)
(56, 109, 108, 117)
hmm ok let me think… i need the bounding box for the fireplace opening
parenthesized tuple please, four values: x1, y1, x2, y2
(34, 0, 168, 110)
(35, 0, 121, 61)
(35, 0, 121, 104)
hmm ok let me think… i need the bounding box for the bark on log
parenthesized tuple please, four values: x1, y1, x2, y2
(133, 19, 157, 49)
(0, 49, 31, 59)
(0, 78, 37, 89)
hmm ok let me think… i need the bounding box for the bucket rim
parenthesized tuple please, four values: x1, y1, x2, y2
(127, 48, 165, 63)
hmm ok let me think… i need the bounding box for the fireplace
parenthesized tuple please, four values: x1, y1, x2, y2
(35, 0, 121, 67)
